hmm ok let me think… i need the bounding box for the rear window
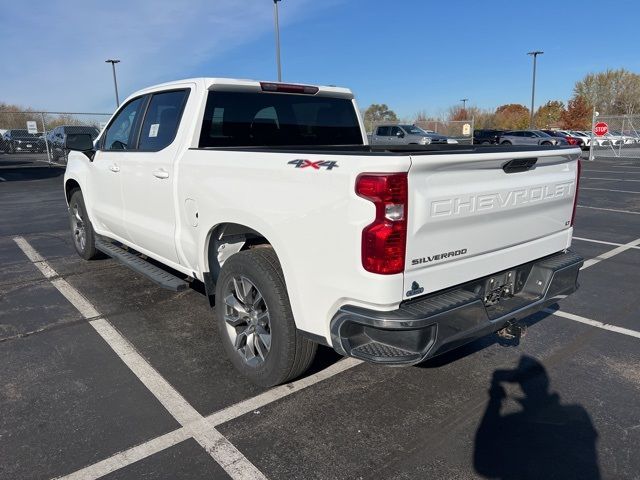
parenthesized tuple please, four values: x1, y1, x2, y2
(11, 130, 38, 138)
(199, 91, 363, 147)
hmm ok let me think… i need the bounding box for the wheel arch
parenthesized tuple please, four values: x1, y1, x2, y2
(202, 222, 275, 306)
(64, 178, 81, 204)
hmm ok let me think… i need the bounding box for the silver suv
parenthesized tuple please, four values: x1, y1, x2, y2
(499, 130, 560, 146)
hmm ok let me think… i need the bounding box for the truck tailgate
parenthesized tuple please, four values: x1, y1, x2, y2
(404, 148, 581, 299)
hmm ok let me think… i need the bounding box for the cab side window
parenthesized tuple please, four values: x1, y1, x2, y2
(103, 97, 144, 151)
(377, 126, 390, 136)
(138, 90, 188, 151)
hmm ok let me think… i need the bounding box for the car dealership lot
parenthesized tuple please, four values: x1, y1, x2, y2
(1, 153, 639, 479)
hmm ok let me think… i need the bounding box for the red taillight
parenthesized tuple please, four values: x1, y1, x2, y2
(356, 173, 408, 275)
(566, 136, 577, 145)
(571, 160, 581, 226)
(260, 82, 319, 95)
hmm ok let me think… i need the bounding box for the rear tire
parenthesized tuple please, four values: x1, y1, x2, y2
(500, 140, 512, 145)
(68, 190, 100, 260)
(215, 247, 317, 387)
(541, 141, 552, 146)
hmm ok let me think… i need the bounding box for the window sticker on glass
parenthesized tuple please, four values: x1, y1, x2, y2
(149, 124, 159, 137)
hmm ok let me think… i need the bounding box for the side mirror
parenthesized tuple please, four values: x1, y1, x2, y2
(396, 131, 405, 138)
(65, 133, 94, 152)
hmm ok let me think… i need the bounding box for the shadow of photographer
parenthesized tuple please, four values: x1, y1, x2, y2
(474, 355, 600, 480)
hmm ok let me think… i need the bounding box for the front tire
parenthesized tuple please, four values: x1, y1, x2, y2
(500, 140, 512, 145)
(68, 190, 100, 260)
(215, 248, 317, 387)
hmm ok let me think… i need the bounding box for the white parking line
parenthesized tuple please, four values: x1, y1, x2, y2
(545, 308, 640, 340)
(57, 357, 361, 480)
(206, 356, 362, 426)
(582, 169, 640, 174)
(581, 177, 640, 182)
(580, 237, 640, 269)
(577, 205, 640, 215)
(581, 187, 640, 194)
(59, 429, 192, 480)
(14, 235, 363, 480)
(13, 236, 267, 480)
(573, 236, 640, 250)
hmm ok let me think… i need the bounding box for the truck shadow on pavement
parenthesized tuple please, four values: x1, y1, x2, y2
(0, 166, 64, 182)
(473, 355, 601, 480)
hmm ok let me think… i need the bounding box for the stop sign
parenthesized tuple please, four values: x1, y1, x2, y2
(594, 122, 609, 137)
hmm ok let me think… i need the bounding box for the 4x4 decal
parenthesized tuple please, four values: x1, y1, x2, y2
(288, 159, 339, 170)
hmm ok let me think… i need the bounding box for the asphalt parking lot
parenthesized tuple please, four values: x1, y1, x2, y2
(1, 151, 639, 480)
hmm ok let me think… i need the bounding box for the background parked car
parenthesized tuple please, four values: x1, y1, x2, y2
(577, 131, 608, 147)
(540, 129, 582, 147)
(568, 131, 592, 148)
(2, 129, 45, 153)
(369, 124, 457, 145)
(609, 130, 635, 145)
(626, 131, 640, 143)
(473, 129, 503, 145)
(498, 130, 561, 146)
(47, 125, 99, 162)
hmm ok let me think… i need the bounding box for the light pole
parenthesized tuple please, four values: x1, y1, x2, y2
(460, 98, 468, 111)
(527, 51, 543, 128)
(105, 59, 121, 107)
(273, 0, 282, 82)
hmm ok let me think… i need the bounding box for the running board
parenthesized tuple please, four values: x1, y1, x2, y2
(95, 238, 189, 292)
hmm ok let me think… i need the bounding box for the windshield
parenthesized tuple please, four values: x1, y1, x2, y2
(534, 130, 552, 137)
(11, 129, 39, 138)
(399, 125, 427, 135)
(199, 91, 363, 147)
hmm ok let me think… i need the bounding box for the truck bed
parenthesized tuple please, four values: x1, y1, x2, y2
(190, 144, 579, 155)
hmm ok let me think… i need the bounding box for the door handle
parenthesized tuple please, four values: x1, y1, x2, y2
(153, 169, 169, 179)
(109, 164, 120, 173)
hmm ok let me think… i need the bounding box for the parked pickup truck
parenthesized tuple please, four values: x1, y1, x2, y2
(63, 78, 583, 386)
(370, 124, 457, 145)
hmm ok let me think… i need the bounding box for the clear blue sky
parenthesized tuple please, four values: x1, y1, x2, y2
(2, 0, 639, 117)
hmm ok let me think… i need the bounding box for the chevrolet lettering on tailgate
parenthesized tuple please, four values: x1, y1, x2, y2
(430, 181, 575, 218)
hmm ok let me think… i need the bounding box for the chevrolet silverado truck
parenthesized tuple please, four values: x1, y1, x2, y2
(63, 78, 583, 387)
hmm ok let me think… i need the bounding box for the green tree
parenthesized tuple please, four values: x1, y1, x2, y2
(574, 68, 640, 114)
(494, 104, 530, 130)
(535, 100, 566, 128)
(363, 104, 398, 132)
(561, 96, 591, 130)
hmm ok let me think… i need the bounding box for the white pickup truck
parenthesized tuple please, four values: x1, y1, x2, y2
(63, 78, 583, 386)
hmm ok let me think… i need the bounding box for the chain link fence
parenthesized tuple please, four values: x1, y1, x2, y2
(589, 114, 640, 160)
(414, 119, 474, 145)
(0, 111, 111, 166)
